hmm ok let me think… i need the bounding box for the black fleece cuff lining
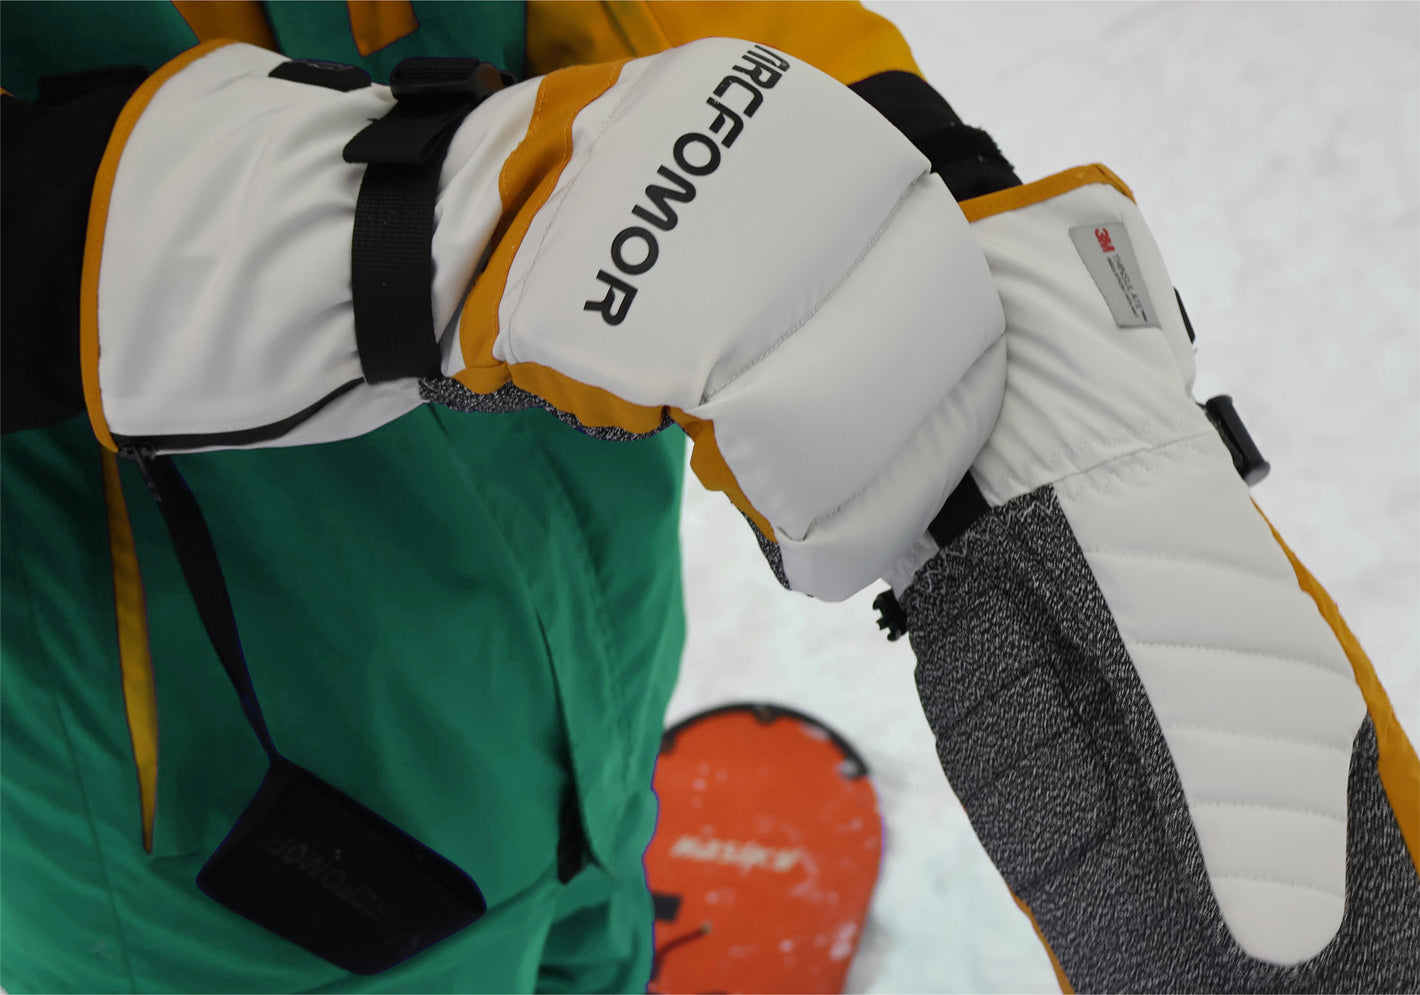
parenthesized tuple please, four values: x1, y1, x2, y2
(849, 69, 1020, 201)
(1, 66, 148, 434)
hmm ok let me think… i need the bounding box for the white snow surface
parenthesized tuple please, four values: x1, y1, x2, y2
(667, 3, 1419, 993)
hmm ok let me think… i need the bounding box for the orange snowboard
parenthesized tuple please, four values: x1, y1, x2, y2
(645, 704, 882, 994)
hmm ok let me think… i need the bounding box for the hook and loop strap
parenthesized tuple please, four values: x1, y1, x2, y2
(342, 57, 509, 384)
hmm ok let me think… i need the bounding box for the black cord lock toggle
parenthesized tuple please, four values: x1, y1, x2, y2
(1202, 394, 1271, 487)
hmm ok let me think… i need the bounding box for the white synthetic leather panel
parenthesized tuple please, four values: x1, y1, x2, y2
(1188, 798, 1348, 893)
(1093, 540, 1358, 684)
(1115, 644, 1362, 746)
(495, 39, 936, 405)
(97, 43, 536, 446)
(969, 184, 1199, 507)
(776, 340, 1006, 598)
(496, 39, 1005, 598)
(691, 175, 1002, 541)
(1057, 434, 1366, 965)
(1208, 880, 1348, 967)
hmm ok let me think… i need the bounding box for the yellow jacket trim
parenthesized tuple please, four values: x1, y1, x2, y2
(345, 0, 419, 57)
(171, 1, 276, 48)
(1257, 505, 1420, 874)
(527, 1, 921, 84)
(960, 164, 1136, 224)
(101, 450, 160, 854)
(82, 39, 237, 453)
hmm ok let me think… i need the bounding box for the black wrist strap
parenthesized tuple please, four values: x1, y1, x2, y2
(124, 447, 486, 974)
(342, 58, 509, 384)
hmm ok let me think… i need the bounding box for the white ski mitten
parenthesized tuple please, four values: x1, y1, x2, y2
(893, 165, 1420, 992)
(81, 37, 1006, 601)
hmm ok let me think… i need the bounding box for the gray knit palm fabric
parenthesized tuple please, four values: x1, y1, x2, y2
(421, 377, 672, 442)
(900, 485, 1420, 993)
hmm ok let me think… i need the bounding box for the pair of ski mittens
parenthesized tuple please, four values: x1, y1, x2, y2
(85, 38, 1418, 992)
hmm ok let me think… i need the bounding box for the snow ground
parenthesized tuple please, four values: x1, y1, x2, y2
(667, 3, 1420, 992)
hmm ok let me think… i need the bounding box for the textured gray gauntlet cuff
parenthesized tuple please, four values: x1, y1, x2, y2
(901, 485, 1420, 993)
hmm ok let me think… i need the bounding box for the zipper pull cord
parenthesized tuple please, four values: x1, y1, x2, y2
(122, 446, 281, 761)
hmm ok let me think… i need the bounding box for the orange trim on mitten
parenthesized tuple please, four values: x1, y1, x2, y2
(960, 164, 1135, 224)
(1011, 892, 1074, 995)
(1256, 505, 1420, 873)
(454, 59, 776, 543)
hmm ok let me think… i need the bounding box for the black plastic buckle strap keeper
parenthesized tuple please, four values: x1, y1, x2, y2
(124, 447, 487, 974)
(1201, 394, 1271, 486)
(342, 58, 509, 384)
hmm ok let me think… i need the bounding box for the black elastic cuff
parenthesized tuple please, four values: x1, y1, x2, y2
(2, 66, 149, 434)
(850, 70, 1020, 201)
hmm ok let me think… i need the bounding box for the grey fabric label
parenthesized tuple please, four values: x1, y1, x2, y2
(1070, 222, 1157, 327)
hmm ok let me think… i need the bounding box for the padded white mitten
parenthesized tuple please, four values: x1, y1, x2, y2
(84, 38, 1006, 600)
(897, 165, 1420, 992)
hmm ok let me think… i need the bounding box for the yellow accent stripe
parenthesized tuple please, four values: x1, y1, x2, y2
(454, 60, 776, 542)
(961, 164, 1135, 224)
(101, 450, 159, 854)
(172, 1, 277, 48)
(1257, 505, 1420, 874)
(81, 39, 236, 453)
(345, 0, 419, 57)
(527, 0, 922, 83)
(1011, 892, 1074, 994)
(670, 409, 775, 542)
(455, 59, 628, 390)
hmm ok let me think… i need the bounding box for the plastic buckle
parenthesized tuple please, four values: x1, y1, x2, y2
(1202, 395, 1270, 487)
(343, 57, 508, 167)
(388, 57, 506, 103)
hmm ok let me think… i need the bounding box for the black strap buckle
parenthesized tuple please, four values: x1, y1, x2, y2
(388, 56, 507, 103)
(344, 58, 507, 167)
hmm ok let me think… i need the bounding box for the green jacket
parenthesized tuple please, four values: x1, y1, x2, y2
(1, 3, 686, 988)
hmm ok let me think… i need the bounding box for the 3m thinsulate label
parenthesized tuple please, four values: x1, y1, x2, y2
(1070, 222, 1157, 327)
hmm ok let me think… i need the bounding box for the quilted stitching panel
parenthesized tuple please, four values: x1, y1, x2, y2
(1056, 433, 1365, 962)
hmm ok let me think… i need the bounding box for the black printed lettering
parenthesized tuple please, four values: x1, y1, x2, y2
(732, 55, 781, 89)
(633, 166, 696, 230)
(749, 44, 790, 71)
(672, 133, 720, 176)
(584, 270, 639, 326)
(584, 45, 792, 324)
(713, 74, 763, 116)
(611, 226, 659, 275)
(705, 97, 743, 146)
